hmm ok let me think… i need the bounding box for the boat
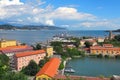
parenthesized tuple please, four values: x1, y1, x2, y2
(64, 67, 75, 73)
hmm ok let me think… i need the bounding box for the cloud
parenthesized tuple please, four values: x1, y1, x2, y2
(74, 19, 120, 30)
(45, 19, 54, 26)
(0, 0, 23, 6)
(51, 7, 96, 20)
(0, 0, 120, 30)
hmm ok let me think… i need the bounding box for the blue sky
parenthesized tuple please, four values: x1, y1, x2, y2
(0, 0, 120, 30)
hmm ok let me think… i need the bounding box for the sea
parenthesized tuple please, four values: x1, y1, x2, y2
(0, 30, 113, 44)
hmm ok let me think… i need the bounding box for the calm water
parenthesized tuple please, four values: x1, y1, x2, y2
(66, 58, 120, 77)
(0, 30, 109, 44)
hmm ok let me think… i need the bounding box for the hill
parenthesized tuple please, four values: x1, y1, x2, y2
(112, 29, 120, 32)
(0, 24, 65, 30)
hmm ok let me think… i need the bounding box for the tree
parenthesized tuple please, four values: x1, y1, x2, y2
(38, 56, 49, 68)
(114, 35, 120, 41)
(21, 60, 39, 76)
(84, 41, 92, 48)
(36, 44, 42, 50)
(1, 72, 28, 80)
(51, 41, 63, 54)
(59, 61, 64, 70)
(0, 54, 9, 78)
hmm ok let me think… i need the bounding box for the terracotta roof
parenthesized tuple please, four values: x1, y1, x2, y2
(36, 58, 60, 78)
(15, 50, 45, 58)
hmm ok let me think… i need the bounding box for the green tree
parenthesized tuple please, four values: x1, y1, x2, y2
(84, 41, 92, 48)
(72, 37, 80, 48)
(114, 35, 120, 41)
(21, 60, 39, 76)
(0, 54, 9, 78)
(51, 41, 63, 54)
(36, 44, 42, 50)
(1, 72, 28, 80)
(59, 61, 64, 70)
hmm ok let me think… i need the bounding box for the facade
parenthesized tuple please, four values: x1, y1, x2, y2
(90, 44, 120, 55)
(0, 45, 33, 70)
(0, 39, 16, 48)
(14, 50, 46, 71)
(97, 37, 105, 42)
(66, 44, 76, 49)
(44, 46, 53, 57)
(80, 39, 97, 47)
(36, 58, 61, 80)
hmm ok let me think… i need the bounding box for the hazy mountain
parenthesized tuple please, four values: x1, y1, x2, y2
(0, 24, 66, 30)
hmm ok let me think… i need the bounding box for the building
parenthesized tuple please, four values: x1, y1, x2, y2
(0, 45, 33, 57)
(54, 75, 110, 80)
(111, 75, 120, 80)
(0, 45, 33, 70)
(14, 50, 46, 71)
(65, 44, 76, 49)
(36, 58, 61, 80)
(97, 37, 105, 42)
(109, 31, 115, 40)
(80, 39, 97, 47)
(44, 46, 53, 57)
(0, 39, 17, 48)
(90, 44, 120, 55)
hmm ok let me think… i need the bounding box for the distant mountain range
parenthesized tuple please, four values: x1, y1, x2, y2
(112, 29, 120, 32)
(0, 24, 66, 30)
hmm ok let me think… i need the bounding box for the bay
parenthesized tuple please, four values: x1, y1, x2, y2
(66, 57, 120, 77)
(0, 30, 109, 44)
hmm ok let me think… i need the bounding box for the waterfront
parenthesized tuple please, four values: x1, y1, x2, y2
(0, 30, 110, 44)
(66, 57, 120, 77)
(0, 30, 120, 77)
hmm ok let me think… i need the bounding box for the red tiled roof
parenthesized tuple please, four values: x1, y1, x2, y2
(36, 58, 60, 78)
(15, 50, 45, 58)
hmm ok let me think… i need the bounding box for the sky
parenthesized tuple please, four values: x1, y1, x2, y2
(0, 0, 120, 30)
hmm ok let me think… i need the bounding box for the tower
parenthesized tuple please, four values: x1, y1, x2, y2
(109, 30, 113, 40)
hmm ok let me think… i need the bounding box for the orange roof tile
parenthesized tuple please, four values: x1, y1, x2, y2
(0, 45, 28, 50)
(36, 58, 60, 78)
(15, 50, 45, 58)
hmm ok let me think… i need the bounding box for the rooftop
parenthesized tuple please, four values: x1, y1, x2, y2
(36, 57, 60, 78)
(15, 49, 45, 58)
(0, 45, 33, 53)
(0, 39, 16, 42)
(54, 75, 110, 80)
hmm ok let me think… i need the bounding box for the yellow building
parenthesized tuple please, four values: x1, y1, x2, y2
(90, 44, 120, 55)
(45, 46, 53, 57)
(36, 58, 60, 80)
(0, 39, 17, 48)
